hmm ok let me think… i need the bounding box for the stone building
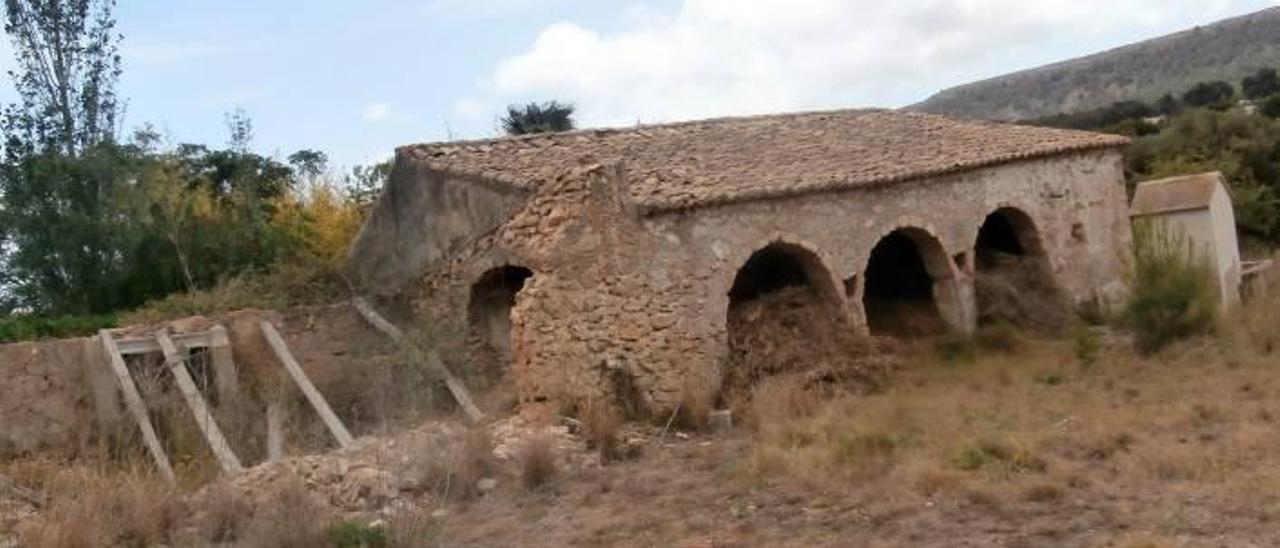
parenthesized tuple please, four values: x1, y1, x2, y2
(1131, 172, 1242, 309)
(348, 109, 1133, 411)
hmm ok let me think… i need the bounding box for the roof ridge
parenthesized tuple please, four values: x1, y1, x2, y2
(401, 107, 892, 151)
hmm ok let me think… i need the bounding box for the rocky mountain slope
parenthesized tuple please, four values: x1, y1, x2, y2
(911, 7, 1280, 121)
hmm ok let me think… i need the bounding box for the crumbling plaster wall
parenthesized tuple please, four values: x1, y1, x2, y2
(417, 149, 1132, 411)
(347, 153, 530, 292)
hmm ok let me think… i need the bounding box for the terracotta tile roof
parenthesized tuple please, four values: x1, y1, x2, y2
(402, 108, 1129, 213)
(1131, 172, 1224, 217)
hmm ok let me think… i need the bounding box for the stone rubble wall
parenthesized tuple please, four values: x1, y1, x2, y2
(413, 149, 1133, 412)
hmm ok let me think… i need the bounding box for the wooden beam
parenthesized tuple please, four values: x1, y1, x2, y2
(350, 297, 485, 423)
(98, 330, 176, 484)
(259, 320, 355, 448)
(155, 331, 244, 475)
(115, 331, 214, 356)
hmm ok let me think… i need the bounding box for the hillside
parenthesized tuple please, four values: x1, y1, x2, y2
(911, 7, 1280, 121)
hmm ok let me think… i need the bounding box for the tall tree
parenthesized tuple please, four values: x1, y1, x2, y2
(500, 101, 576, 136)
(2, 0, 121, 156)
(0, 0, 127, 313)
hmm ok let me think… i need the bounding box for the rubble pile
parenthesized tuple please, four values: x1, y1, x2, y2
(725, 286, 896, 398)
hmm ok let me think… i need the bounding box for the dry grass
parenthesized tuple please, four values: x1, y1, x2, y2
(400, 427, 496, 501)
(520, 434, 557, 492)
(674, 377, 714, 432)
(580, 399, 622, 463)
(21, 467, 184, 548)
(239, 478, 331, 548)
(198, 480, 252, 543)
(735, 288, 1280, 533)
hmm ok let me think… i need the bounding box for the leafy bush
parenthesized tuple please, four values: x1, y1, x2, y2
(327, 521, 388, 548)
(1125, 221, 1218, 354)
(1182, 80, 1235, 108)
(0, 314, 117, 343)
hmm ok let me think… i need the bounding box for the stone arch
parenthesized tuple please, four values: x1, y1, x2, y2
(468, 265, 534, 367)
(722, 241, 844, 396)
(972, 207, 1068, 331)
(862, 227, 963, 337)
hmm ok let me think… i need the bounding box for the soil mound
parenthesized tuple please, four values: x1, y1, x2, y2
(975, 252, 1070, 334)
(724, 286, 896, 398)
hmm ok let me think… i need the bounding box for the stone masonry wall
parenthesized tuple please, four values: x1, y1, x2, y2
(417, 149, 1132, 412)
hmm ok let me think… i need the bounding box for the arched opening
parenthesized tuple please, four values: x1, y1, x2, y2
(468, 265, 533, 366)
(862, 229, 951, 337)
(973, 208, 1067, 332)
(724, 242, 851, 397)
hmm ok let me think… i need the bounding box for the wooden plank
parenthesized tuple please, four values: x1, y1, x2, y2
(98, 330, 176, 484)
(116, 331, 214, 356)
(350, 297, 486, 423)
(155, 331, 244, 474)
(266, 402, 284, 463)
(259, 320, 355, 448)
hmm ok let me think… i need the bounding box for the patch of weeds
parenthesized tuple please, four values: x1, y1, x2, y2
(975, 322, 1023, 354)
(328, 521, 388, 548)
(1023, 483, 1064, 502)
(933, 335, 977, 365)
(1071, 325, 1101, 369)
(1034, 372, 1065, 386)
(781, 429, 817, 450)
(948, 438, 1044, 474)
(831, 431, 912, 465)
(521, 434, 557, 492)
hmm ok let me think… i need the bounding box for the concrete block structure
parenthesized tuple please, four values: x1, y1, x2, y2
(1131, 172, 1243, 309)
(348, 109, 1134, 410)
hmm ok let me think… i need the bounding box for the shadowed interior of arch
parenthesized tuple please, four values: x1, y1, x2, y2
(468, 265, 533, 366)
(862, 231, 948, 337)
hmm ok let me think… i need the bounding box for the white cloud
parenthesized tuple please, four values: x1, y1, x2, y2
(461, 0, 1272, 130)
(362, 102, 397, 123)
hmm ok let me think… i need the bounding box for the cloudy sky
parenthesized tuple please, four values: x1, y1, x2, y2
(4, 0, 1274, 168)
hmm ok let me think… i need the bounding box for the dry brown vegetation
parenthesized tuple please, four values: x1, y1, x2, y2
(4, 258, 1279, 547)
(520, 433, 557, 492)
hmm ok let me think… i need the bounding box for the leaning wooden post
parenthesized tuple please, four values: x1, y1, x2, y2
(259, 320, 355, 449)
(156, 331, 244, 474)
(350, 297, 485, 423)
(98, 330, 176, 484)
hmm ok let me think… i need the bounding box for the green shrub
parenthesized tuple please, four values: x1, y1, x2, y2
(0, 314, 118, 343)
(327, 521, 388, 548)
(1126, 220, 1217, 354)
